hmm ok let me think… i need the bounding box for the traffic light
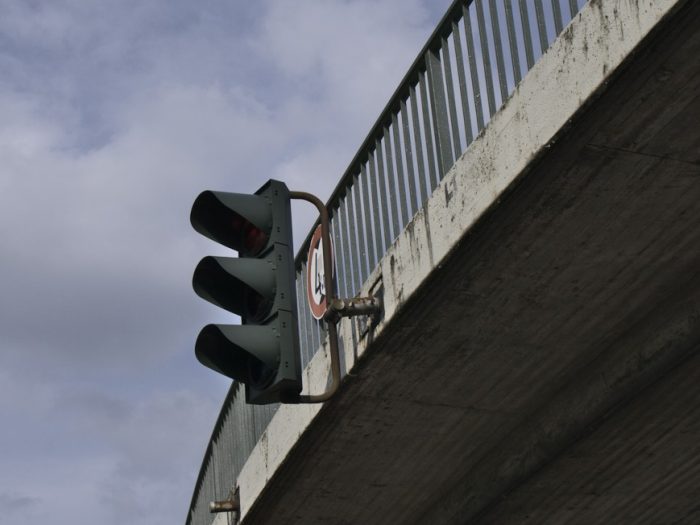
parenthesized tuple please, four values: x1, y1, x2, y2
(190, 179, 302, 404)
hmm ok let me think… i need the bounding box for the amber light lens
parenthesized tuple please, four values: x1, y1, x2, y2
(245, 289, 274, 323)
(248, 356, 275, 389)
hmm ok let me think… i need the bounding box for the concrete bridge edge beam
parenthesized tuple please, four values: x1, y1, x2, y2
(230, 0, 688, 522)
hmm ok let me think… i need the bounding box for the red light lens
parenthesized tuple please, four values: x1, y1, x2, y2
(243, 223, 269, 255)
(231, 213, 269, 255)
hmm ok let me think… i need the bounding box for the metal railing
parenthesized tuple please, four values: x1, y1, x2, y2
(186, 0, 585, 523)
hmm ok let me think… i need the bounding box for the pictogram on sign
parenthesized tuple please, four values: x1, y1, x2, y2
(306, 224, 334, 320)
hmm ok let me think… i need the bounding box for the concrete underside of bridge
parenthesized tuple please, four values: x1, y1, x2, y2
(241, 1, 700, 524)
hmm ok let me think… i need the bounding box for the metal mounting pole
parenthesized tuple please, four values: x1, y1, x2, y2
(290, 191, 381, 404)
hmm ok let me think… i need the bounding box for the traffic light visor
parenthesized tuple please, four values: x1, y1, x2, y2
(192, 256, 276, 322)
(195, 324, 280, 388)
(190, 191, 271, 255)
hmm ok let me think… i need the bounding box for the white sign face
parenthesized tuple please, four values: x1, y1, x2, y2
(306, 225, 333, 320)
(310, 238, 326, 303)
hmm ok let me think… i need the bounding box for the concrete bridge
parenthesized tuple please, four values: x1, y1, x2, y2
(187, 0, 700, 523)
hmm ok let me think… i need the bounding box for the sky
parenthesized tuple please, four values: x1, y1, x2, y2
(0, 1, 453, 523)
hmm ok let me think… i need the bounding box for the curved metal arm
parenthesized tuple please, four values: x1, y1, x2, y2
(289, 191, 341, 403)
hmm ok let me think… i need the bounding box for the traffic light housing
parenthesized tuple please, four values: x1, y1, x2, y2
(191, 179, 302, 404)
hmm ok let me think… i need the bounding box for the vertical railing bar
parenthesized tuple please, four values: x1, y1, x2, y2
(215, 423, 223, 499)
(339, 197, 356, 297)
(310, 314, 320, 356)
(374, 138, 392, 249)
(241, 403, 248, 470)
(424, 50, 452, 181)
(228, 409, 235, 491)
(224, 418, 230, 497)
(221, 417, 228, 496)
(451, 18, 474, 145)
(235, 400, 243, 474)
(330, 214, 347, 301)
(295, 270, 309, 368)
(400, 99, 419, 215)
(352, 173, 368, 284)
(360, 163, 377, 270)
(225, 424, 233, 494)
(256, 406, 264, 440)
(382, 126, 401, 240)
(238, 395, 247, 473)
(534, 0, 549, 54)
(345, 185, 361, 293)
(463, 3, 485, 130)
(311, 284, 322, 353)
(418, 70, 439, 192)
(504, 0, 523, 86)
(262, 406, 271, 439)
(251, 407, 260, 446)
(317, 296, 327, 347)
(224, 427, 232, 494)
(475, 0, 496, 117)
(227, 414, 235, 489)
(488, 0, 509, 104)
(410, 84, 429, 205)
(238, 398, 248, 472)
(295, 272, 305, 369)
(299, 264, 308, 364)
(302, 262, 320, 354)
(231, 401, 238, 476)
(367, 149, 385, 259)
(221, 427, 229, 497)
(342, 193, 358, 296)
(303, 267, 314, 367)
(266, 404, 276, 433)
(551, 0, 564, 34)
(440, 35, 462, 163)
(211, 434, 219, 497)
(202, 462, 210, 524)
(302, 263, 316, 362)
(232, 405, 238, 474)
(228, 406, 235, 494)
(248, 401, 256, 459)
(568, 0, 579, 19)
(519, 0, 536, 69)
(391, 113, 410, 227)
(221, 430, 228, 496)
(209, 457, 216, 505)
(226, 422, 233, 493)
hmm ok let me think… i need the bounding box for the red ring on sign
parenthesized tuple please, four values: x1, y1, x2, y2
(306, 225, 333, 320)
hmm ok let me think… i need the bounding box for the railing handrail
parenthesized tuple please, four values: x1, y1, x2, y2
(185, 384, 238, 525)
(187, 1, 585, 523)
(294, 0, 466, 269)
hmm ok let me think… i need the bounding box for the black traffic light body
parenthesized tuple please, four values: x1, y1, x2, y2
(191, 179, 302, 404)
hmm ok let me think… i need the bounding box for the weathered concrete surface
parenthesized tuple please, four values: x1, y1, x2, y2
(235, 0, 700, 523)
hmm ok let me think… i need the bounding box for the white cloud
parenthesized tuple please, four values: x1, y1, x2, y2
(0, 1, 452, 523)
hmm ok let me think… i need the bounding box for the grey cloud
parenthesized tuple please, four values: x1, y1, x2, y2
(0, 1, 453, 524)
(0, 492, 41, 514)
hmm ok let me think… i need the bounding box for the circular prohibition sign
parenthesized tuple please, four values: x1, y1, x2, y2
(306, 224, 335, 320)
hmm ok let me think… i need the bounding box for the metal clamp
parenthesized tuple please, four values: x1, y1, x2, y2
(324, 296, 381, 324)
(290, 191, 382, 404)
(210, 495, 239, 514)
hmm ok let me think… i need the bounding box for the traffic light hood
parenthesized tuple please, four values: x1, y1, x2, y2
(190, 190, 272, 255)
(192, 256, 276, 322)
(195, 324, 280, 388)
